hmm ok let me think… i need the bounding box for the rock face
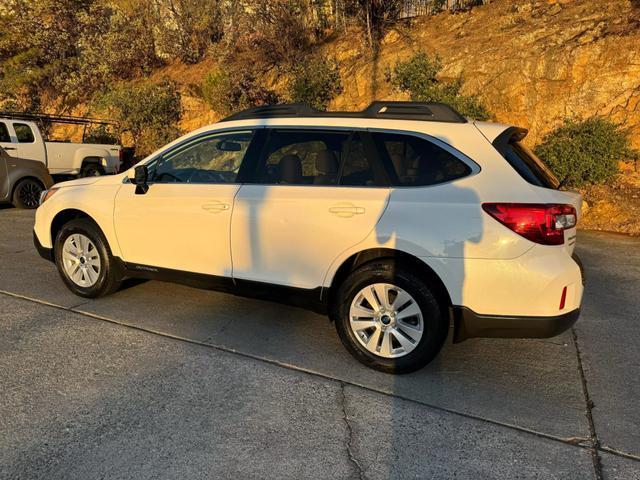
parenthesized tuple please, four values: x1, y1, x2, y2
(325, 0, 640, 148)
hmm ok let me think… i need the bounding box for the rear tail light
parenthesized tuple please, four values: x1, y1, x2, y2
(482, 203, 577, 245)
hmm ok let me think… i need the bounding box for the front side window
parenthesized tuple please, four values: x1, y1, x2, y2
(0, 122, 10, 143)
(253, 129, 383, 186)
(13, 123, 35, 143)
(373, 132, 471, 187)
(151, 131, 253, 184)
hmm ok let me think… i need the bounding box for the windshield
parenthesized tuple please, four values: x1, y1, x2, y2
(494, 132, 560, 190)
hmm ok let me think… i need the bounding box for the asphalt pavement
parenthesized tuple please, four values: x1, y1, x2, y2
(0, 207, 638, 479)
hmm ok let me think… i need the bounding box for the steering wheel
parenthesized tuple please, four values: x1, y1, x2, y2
(155, 171, 182, 183)
(186, 169, 227, 183)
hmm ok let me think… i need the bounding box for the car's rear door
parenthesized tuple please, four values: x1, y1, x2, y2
(114, 130, 258, 276)
(230, 128, 390, 289)
(11, 122, 47, 164)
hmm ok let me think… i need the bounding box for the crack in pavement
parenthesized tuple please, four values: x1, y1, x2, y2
(340, 383, 367, 480)
(572, 328, 604, 480)
(2, 288, 639, 466)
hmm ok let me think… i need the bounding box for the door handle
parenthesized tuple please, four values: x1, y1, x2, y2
(202, 201, 230, 213)
(3, 147, 16, 150)
(329, 205, 365, 218)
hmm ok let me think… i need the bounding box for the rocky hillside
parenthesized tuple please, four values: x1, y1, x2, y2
(324, 0, 640, 148)
(117, 0, 640, 149)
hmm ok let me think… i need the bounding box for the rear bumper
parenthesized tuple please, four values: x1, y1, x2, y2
(451, 306, 580, 343)
(33, 230, 54, 262)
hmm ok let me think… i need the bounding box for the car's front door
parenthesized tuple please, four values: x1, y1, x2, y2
(231, 129, 390, 289)
(0, 148, 8, 201)
(114, 130, 256, 276)
(0, 122, 17, 158)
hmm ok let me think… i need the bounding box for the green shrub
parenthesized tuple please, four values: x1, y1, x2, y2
(201, 69, 279, 116)
(534, 117, 636, 187)
(83, 124, 119, 145)
(287, 56, 343, 110)
(388, 52, 490, 120)
(95, 80, 182, 156)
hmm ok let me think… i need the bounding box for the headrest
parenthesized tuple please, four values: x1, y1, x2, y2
(315, 150, 338, 174)
(278, 154, 302, 183)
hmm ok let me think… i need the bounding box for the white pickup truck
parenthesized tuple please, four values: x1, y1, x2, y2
(0, 118, 122, 177)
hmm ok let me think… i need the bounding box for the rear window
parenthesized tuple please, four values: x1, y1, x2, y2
(372, 132, 471, 187)
(13, 123, 35, 143)
(494, 132, 559, 189)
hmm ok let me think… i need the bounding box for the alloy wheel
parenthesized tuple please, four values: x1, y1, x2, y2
(18, 181, 42, 208)
(62, 234, 101, 287)
(349, 283, 424, 358)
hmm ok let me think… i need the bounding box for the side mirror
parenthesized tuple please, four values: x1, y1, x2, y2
(133, 165, 149, 194)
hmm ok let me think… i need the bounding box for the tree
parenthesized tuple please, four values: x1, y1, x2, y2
(0, 0, 160, 111)
(201, 68, 279, 116)
(534, 117, 637, 187)
(287, 55, 343, 110)
(95, 80, 182, 156)
(357, 0, 403, 47)
(151, 0, 224, 64)
(388, 51, 490, 120)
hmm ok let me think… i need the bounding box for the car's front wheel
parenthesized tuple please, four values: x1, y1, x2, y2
(335, 261, 448, 374)
(54, 218, 122, 298)
(12, 178, 44, 209)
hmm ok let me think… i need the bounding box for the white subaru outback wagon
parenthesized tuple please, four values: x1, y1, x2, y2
(34, 102, 584, 373)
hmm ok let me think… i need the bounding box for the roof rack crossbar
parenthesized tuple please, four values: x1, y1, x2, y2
(0, 111, 115, 126)
(219, 101, 467, 123)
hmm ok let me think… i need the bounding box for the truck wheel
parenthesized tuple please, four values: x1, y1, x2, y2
(81, 163, 104, 177)
(334, 260, 449, 374)
(54, 218, 122, 298)
(12, 178, 44, 209)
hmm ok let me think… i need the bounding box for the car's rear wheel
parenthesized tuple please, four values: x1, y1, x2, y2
(12, 178, 44, 209)
(54, 218, 121, 298)
(335, 261, 448, 374)
(81, 163, 104, 177)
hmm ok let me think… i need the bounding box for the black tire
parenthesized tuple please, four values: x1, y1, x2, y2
(81, 163, 104, 177)
(54, 218, 122, 298)
(334, 260, 449, 374)
(12, 178, 44, 209)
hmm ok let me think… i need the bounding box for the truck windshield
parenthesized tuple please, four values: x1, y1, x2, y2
(494, 133, 560, 190)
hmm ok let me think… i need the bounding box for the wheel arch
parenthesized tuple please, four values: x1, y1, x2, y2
(325, 248, 453, 322)
(80, 156, 105, 172)
(50, 209, 104, 259)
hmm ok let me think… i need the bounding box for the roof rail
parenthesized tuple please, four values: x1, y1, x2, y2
(219, 101, 467, 124)
(0, 111, 115, 126)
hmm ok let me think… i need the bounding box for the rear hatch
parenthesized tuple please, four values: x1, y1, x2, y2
(479, 124, 582, 254)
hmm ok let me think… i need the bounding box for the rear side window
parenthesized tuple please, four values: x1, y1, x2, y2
(372, 132, 471, 186)
(13, 123, 35, 143)
(493, 130, 559, 189)
(0, 123, 10, 142)
(253, 129, 384, 186)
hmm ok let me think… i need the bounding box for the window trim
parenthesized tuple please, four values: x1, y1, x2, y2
(240, 126, 391, 188)
(367, 127, 480, 189)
